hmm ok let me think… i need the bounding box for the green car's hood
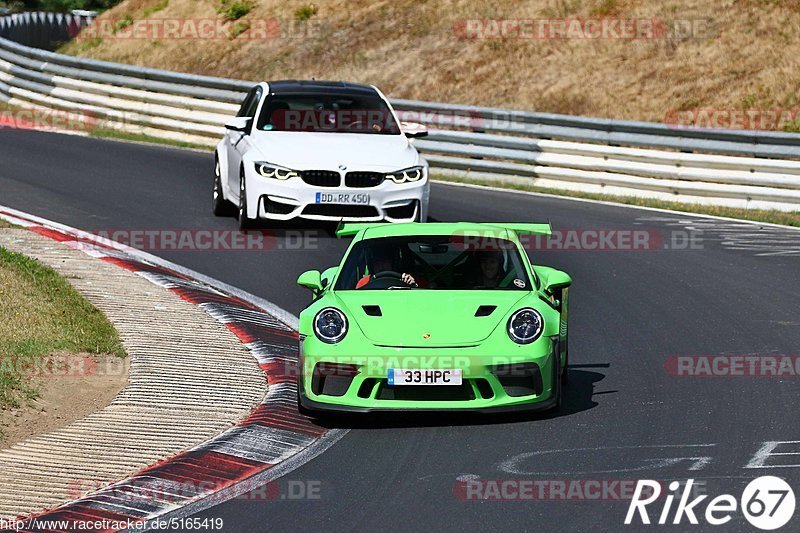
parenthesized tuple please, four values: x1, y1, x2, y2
(333, 290, 530, 347)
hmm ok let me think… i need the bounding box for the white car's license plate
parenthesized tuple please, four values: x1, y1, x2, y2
(387, 369, 463, 386)
(315, 192, 370, 205)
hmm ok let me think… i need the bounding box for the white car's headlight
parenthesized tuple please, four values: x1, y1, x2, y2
(507, 308, 544, 344)
(254, 162, 299, 180)
(386, 165, 425, 184)
(314, 307, 348, 344)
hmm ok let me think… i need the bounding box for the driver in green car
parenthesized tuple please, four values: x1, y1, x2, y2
(472, 250, 506, 288)
(355, 242, 420, 288)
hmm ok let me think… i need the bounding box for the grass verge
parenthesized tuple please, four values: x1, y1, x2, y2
(89, 127, 212, 151)
(433, 174, 800, 228)
(0, 246, 126, 414)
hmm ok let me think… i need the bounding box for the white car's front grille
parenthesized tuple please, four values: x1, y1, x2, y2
(300, 170, 341, 187)
(345, 171, 385, 188)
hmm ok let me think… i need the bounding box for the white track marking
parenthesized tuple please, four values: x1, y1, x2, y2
(745, 441, 800, 469)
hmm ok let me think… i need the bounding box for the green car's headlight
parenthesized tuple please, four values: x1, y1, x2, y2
(314, 307, 348, 344)
(386, 165, 425, 184)
(254, 162, 299, 180)
(507, 308, 543, 344)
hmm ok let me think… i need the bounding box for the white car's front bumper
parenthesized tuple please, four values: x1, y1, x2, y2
(246, 172, 430, 222)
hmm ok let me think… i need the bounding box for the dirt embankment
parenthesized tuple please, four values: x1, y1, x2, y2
(59, 0, 800, 124)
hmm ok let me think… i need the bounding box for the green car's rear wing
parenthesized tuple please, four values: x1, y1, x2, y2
(335, 222, 385, 237)
(486, 223, 552, 237)
(335, 222, 552, 238)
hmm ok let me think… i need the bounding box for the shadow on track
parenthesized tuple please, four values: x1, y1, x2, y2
(237, 218, 341, 237)
(233, 214, 445, 238)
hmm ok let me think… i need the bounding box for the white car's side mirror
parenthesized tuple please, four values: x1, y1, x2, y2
(225, 117, 252, 133)
(401, 121, 428, 139)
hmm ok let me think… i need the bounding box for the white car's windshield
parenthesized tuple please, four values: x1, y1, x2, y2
(334, 236, 532, 290)
(255, 93, 402, 135)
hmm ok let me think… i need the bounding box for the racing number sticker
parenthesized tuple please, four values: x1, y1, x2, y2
(741, 476, 796, 530)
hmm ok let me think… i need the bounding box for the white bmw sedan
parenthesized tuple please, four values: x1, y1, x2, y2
(214, 80, 430, 228)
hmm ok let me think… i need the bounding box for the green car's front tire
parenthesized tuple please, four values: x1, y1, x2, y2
(550, 347, 563, 412)
(297, 388, 343, 424)
(297, 396, 314, 418)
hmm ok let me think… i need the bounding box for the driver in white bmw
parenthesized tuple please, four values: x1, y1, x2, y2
(214, 80, 430, 228)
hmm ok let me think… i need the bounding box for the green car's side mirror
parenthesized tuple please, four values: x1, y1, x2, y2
(320, 266, 338, 289)
(297, 270, 323, 295)
(535, 266, 572, 295)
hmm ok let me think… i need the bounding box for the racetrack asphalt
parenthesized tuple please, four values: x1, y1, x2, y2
(2, 129, 799, 531)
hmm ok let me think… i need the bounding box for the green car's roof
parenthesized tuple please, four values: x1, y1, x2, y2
(336, 222, 552, 240)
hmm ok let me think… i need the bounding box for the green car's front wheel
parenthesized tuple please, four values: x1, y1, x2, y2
(550, 344, 563, 412)
(561, 331, 569, 385)
(296, 385, 313, 417)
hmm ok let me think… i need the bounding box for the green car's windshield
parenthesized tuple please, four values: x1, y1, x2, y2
(334, 235, 532, 291)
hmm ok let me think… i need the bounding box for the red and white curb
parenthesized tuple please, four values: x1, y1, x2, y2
(0, 206, 347, 532)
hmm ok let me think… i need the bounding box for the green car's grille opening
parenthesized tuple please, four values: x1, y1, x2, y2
(350, 378, 497, 402)
(310, 372, 502, 402)
(475, 379, 495, 399)
(376, 382, 476, 402)
(307, 363, 545, 403)
(357, 378, 380, 398)
(490, 363, 543, 397)
(311, 363, 360, 397)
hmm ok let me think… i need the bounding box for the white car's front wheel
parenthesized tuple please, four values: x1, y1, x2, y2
(213, 156, 235, 217)
(238, 169, 256, 230)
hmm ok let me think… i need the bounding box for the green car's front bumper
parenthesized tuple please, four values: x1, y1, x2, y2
(298, 336, 561, 414)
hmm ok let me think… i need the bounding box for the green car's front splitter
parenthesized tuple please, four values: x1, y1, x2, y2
(298, 338, 563, 415)
(297, 389, 560, 414)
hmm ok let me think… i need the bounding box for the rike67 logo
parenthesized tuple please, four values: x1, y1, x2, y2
(625, 477, 795, 530)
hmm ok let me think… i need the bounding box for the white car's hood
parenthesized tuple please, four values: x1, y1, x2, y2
(248, 131, 420, 171)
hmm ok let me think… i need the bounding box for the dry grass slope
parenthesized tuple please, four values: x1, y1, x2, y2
(60, 0, 800, 121)
(0, 246, 125, 412)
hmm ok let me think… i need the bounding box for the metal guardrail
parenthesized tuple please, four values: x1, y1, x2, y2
(391, 99, 800, 159)
(1, 12, 799, 211)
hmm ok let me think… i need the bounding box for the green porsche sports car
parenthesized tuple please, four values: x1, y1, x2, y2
(295, 222, 572, 414)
